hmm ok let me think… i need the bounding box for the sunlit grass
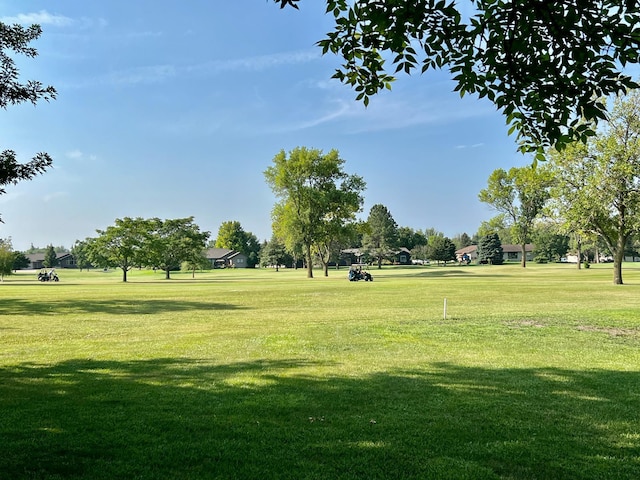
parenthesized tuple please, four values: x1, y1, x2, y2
(1, 263, 639, 479)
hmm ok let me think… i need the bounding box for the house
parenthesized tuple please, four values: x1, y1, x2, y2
(394, 247, 412, 265)
(455, 244, 534, 263)
(25, 252, 76, 269)
(340, 248, 363, 265)
(455, 245, 478, 263)
(339, 247, 412, 265)
(205, 248, 248, 268)
(501, 244, 534, 262)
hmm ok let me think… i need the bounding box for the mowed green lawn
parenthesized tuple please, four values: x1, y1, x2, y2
(1, 263, 639, 479)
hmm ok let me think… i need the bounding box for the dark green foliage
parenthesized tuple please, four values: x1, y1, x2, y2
(71, 240, 93, 271)
(0, 239, 13, 278)
(264, 147, 365, 278)
(397, 226, 427, 250)
(215, 221, 261, 268)
(145, 217, 211, 280)
(260, 236, 292, 271)
(43, 245, 58, 268)
(362, 204, 398, 269)
(478, 233, 504, 265)
(12, 251, 30, 270)
(273, 0, 640, 155)
(0, 22, 56, 221)
(427, 235, 457, 265)
(453, 232, 473, 250)
(533, 229, 570, 263)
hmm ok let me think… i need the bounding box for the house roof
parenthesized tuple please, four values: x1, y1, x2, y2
(206, 248, 236, 260)
(501, 244, 534, 253)
(455, 245, 477, 255)
(26, 252, 72, 262)
(206, 248, 232, 259)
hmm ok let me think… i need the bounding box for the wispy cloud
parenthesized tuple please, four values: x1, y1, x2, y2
(70, 49, 321, 88)
(43, 191, 68, 202)
(186, 49, 321, 76)
(285, 101, 353, 131)
(1, 10, 73, 27)
(455, 143, 485, 149)
(106, 65, 177, 86)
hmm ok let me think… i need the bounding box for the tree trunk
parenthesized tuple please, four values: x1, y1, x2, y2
(122, 268, 128, 282)
(305, 244, 313, 278)
(521, 244, 527, 268)
(613, 236, 626, 285)
(323, 263, 329, 277)
(165, 268, 171, 280)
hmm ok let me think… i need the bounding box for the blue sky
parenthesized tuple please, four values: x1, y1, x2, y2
(0, 1, 532, 251)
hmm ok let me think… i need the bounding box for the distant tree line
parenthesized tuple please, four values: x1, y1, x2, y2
(8, 88, 640, 287)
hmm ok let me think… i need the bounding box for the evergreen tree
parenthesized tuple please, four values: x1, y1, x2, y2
(362, 204, 398, 269)
(478, 233, 503, 265)
(43, 245, 58, 268)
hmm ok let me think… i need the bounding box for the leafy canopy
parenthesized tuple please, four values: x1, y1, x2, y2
(274, 0, 640, 157)
(264, 147, 365, 278)
(0, 22, 57, 220)
(547, 91, 640, 284)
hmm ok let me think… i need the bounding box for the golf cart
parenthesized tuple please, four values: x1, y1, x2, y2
(37, 269, 59, 282)
(348, 263, 373, 282)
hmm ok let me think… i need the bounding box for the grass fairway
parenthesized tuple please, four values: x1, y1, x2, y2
(1, 264, 639, 479)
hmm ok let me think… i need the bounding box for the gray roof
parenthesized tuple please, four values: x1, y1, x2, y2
(206, 248, 235, 260)
(26, 252, 72, 262)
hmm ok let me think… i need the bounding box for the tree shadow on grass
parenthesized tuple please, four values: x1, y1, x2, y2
(373, 268, 509, 279)
(0, 298, 245, 316)
(0, 358, 638, 479)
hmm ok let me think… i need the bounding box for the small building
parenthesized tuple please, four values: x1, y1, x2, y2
(25, 252, 76, 269)
(340, 248, 364, 266)
(455, 245, 478, 263)
(455, 244, 534, 263)
(205, 248, 248, 268)
(501, 244, 534, 262)
(394, 247, 412, 265)
(340, 247, 412, 265)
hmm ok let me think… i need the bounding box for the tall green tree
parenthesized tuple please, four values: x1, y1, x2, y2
(479, 166, 552, 267)
(43, 245, 58, 269)
(548, 91, 640, 284)
(147, 217, 210, 280)
(362, 204, 398, 269)
(397, 227, 428, 251)
(87, 217, 150, 282)
(215, 221, 260, 268)
(12, 251, 30, 271)
(260, 236, 291, 271)
(71, 240, 92, 271)
(478, 233, 504, 265)
(427, 236, 457, 266)
(275, 0, 639, 156)
(532, 224, 570, 263)
(215, 221, 248, 251)
(0, 22, 57, 221)
(452, 232, 473, 250)
(0, 239, 14, 281)
(476, 215, 513, 245)
(264, 147, 365, 278)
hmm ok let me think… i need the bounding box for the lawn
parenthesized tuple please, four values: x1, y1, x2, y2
(1, 263, 639, 479)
